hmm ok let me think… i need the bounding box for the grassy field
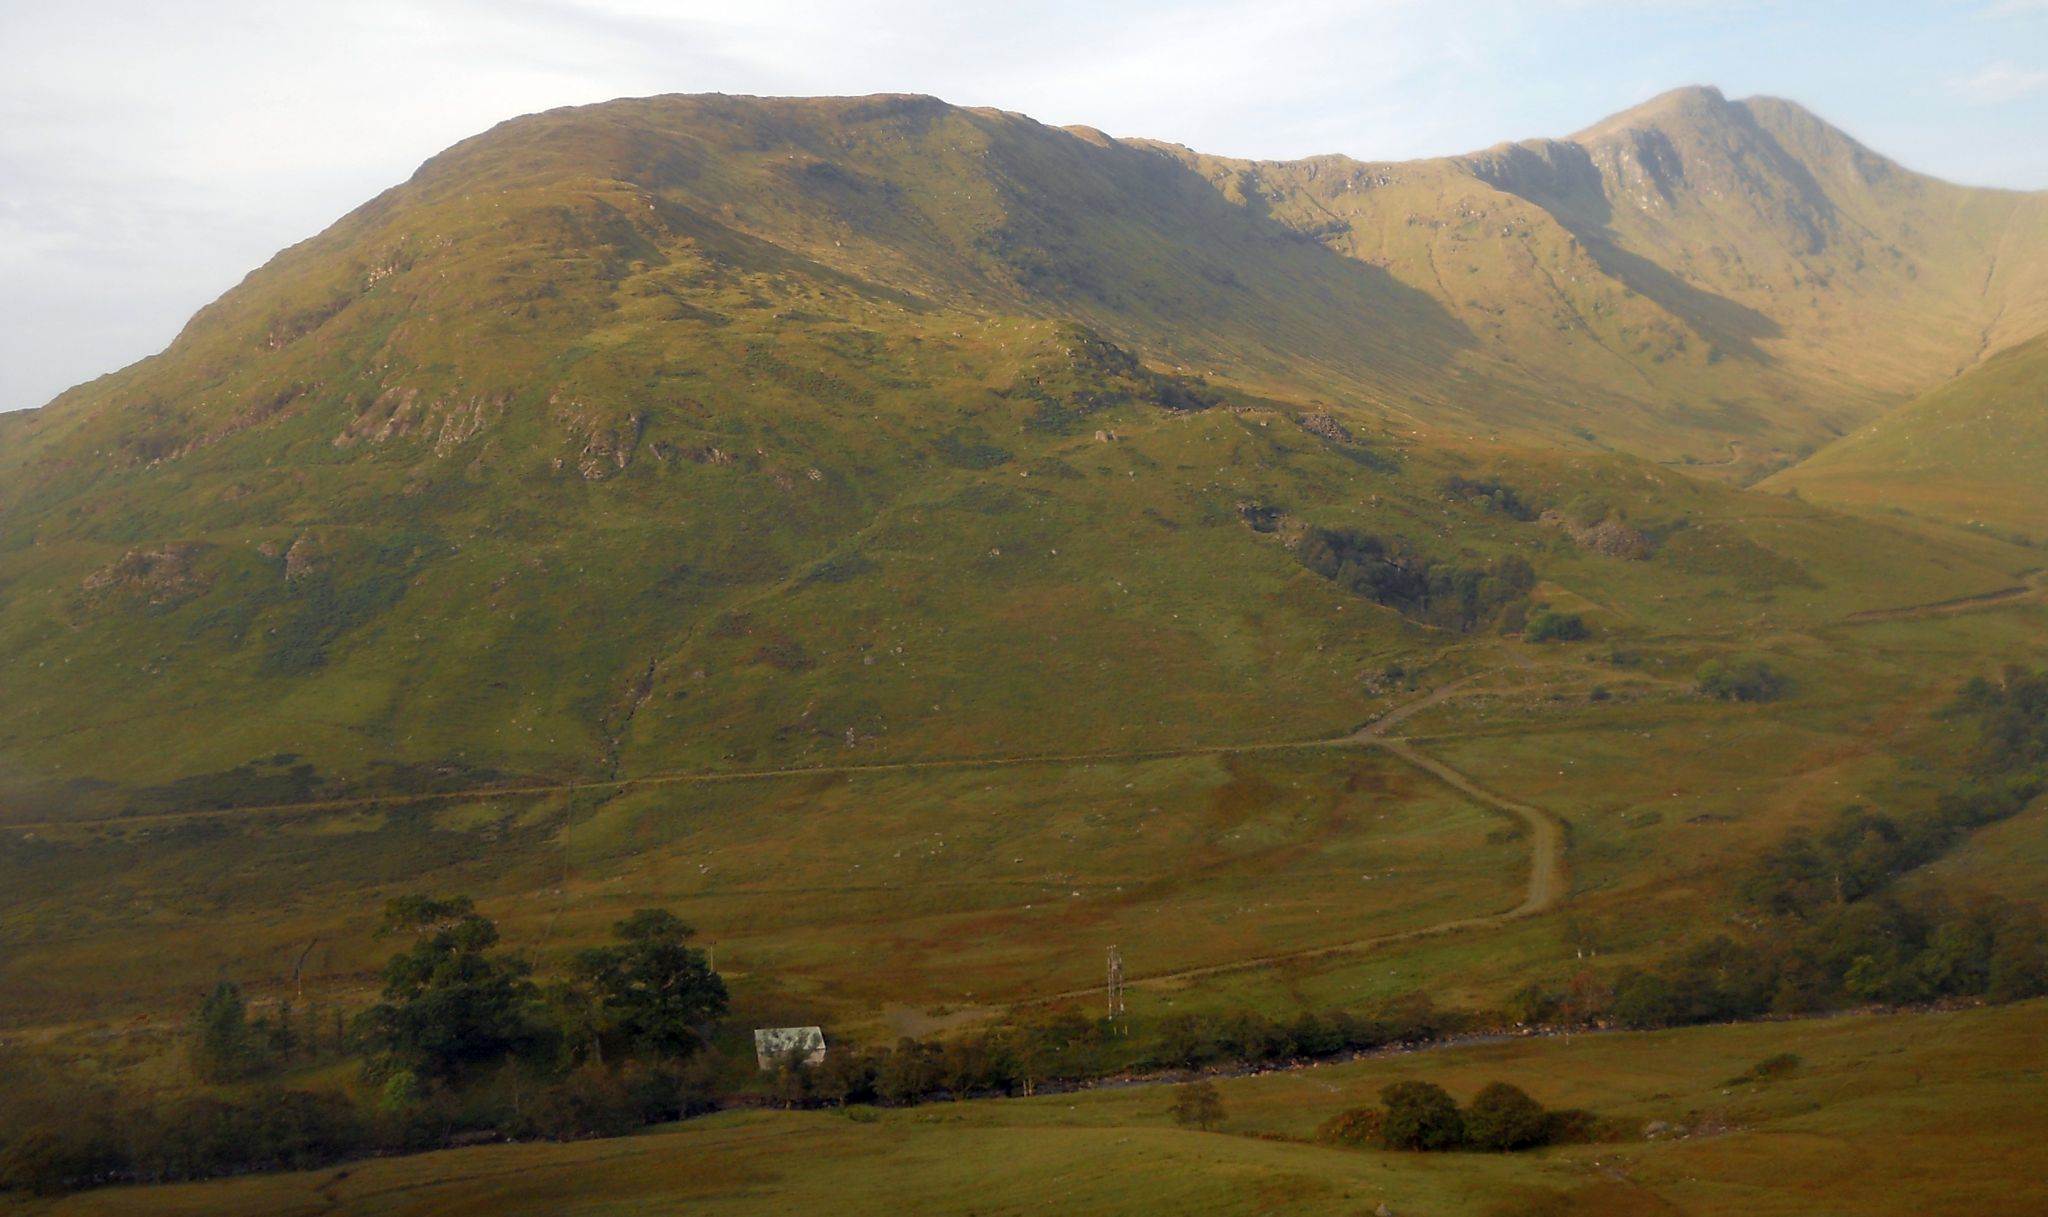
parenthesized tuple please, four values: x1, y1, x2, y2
(4, 580, 2039, 1050)
(18, 1000, 2043, 1217)
(1766, 331, 2048, 543)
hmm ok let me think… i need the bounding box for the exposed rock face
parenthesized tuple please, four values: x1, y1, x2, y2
(81, 543, 212, 605)
(1540, 509, 1655, 559)
(283, 536, 319, 581)
(334, 386, 505, 455)
(575, 411, 648, 480)
(1298, 411, 1354, 443)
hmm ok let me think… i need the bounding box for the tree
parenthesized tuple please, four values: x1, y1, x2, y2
(354, 900, 549, 1082)
(809, 1047, 877, 1106)
(568, 909, 728, 1059)
(1464, 1082, 1549, 1151)
(1378, 1080, 1464, 1150)
(1988, 906, 2048, 1002)
(1220, 1008, 1289, 1061)
(1169, 1080, 1225, 1130)
(770, 1046, 813, 1108)
(191, 981, 254, 1083)
(938, 1036, 992, 1099)
(875, 1038, 938, 1105)
(1288, 1010, 1344, 1057)
(1157, 1012, 1220, 1068)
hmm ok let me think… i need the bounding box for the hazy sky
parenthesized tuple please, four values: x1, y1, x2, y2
(4, 0, 2046, 413)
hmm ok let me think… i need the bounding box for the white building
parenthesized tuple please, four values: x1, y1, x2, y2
(753, 1026, 827, 1070)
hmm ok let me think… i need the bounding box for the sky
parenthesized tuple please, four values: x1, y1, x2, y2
(3, 0, 2046, 413)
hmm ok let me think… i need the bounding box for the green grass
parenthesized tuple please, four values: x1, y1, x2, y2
(1767, 330, 2048, 543)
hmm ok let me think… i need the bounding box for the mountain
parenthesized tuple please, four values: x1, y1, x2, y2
(1155, 85, 2048, 470)
(0, 87, 2042, 820)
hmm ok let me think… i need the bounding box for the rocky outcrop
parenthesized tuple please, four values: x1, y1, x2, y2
(1540, 509, 1655, 559)
(334, 386, 505, 455)
(81, 543, 212, 606)
(283, 536, 319, 581)
(574, 411, 648, 480)
(1298, 411, 1354, 443)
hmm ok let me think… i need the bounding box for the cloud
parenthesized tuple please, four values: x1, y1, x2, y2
(1952, 61, 2048, 103)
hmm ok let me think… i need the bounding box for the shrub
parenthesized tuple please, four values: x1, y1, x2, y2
(1378, 1080, 1464, 1150)
(516, 1064, 644, 1141)
(1525, 610, 1588, 642)
(1464, 1082, 1549, 1151)
(1697, 658, 1787, 702)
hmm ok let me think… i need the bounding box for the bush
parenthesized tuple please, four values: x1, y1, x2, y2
(1297, 528, 1536, 632)
(1378, 1081, 1464, 1150)
(1697, 658, 1787, 702)
(1524, 611, 1588, 642)
(0, 1125, 119, 1196)
(1729, 1052, 1802, 1086)
(515, 1064, 645, 1141)
(1464, 1082, 1549, 1151)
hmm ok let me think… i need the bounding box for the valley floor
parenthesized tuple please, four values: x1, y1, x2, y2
(17, 1001, 2043, 1217)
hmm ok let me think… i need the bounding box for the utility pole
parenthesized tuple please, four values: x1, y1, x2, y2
(1106, 945, 1125, 1021)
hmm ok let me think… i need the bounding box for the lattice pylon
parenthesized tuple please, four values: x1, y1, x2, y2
(1106, 944, 1125, 1019)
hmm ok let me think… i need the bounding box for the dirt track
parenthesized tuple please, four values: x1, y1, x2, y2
(1028, 721, 1568, 1006)
(1843, 569, 2047, 623)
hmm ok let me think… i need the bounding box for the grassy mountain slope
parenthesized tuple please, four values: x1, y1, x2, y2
(0, 88, 2044, 1038)
(2, 89, 2042, 817)
(1765, 329, 2048, 542)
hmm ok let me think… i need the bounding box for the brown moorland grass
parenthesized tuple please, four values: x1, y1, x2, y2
(21, 1001, 2043, 1217)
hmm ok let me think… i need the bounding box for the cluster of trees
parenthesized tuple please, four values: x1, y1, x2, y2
(758, 1009, 1109, 1107)
(1149, 992, 1450, 1069)
(1595, 894, 2046, 1027)
(1319, 1081, 1598, 1152)
(0, 1085, 365, 1196)
(0, 898, 731, 1195)
(1696, 657, 1787, 702)
(1955, 665, 2048, 777)
(1442, 475, 1539, 521)
(1518, 667, 2048, 1029)
(355, 898, 727, 1087)
(1568, 679, 2046, 1026)
(185, 977, 356, 1084)
(758, 993, 1458, 1111)
(1297, 527, 1537, 632)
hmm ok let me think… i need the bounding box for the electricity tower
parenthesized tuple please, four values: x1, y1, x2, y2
(1106, 945, 1125, 1020)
